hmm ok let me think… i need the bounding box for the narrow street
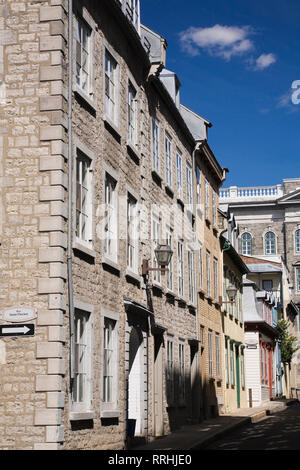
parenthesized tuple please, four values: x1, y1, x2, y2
(205, 403, 300, 450)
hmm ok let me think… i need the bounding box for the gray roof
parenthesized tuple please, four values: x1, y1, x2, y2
(246, 263, 282, 273)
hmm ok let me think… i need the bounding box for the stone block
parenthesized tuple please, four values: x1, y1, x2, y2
(47, 391, 65, 408)
(48, 326, 66, 343)
(40, 155, 64, 171)
(36, 374, 62, 392)
(46, 425, 64, 443)
(49, 262, 67, 279)
(40, 35, 65, 52)
(39, 216, 65, 232)
(34, 409, 62, 426)
(37, 310, 64, 326)
(38, 278, 65, 294)
(34, 443, 60, 450)
(40, 6, 65, 22)
(39, 247, 65, 263)
(40, 95, 64, 112)
(40, 125, 64, 141)
(40, 185, 65, 202)
(36, 342, 63, 358)
(40, 65, 63, 82)
(47, 358, 66, 375)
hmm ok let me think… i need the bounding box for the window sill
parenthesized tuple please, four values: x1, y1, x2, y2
(103, 114, 121, 141)
(177, 295, 187, 306)
(165, 185, 174, 198)
(102, 256, 121, 273)
(73, 241, 96, 259)
(125, 268, 141, 283)
(74, 86, 96, 114)
(166, 289, 177, 298)
(151, 169, 163, 185)
(69, 411, 95, 421)
(126, 142, 140, 163)
(101, 410, 121, 419)
(152, 281, 163, 291)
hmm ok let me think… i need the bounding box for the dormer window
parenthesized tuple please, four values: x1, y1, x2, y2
(125, 0, 140, 34)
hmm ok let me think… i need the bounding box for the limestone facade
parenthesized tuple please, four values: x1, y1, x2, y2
(0, 0, 205, 450)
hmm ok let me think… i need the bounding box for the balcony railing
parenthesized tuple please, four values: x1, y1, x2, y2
(220, 184, 284, 202)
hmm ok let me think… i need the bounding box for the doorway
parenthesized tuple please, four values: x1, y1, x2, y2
(153, 334, 164, 436)
(128, 326, 145, 436)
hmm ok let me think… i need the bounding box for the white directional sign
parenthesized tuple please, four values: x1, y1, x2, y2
(0, 324, 34, 337)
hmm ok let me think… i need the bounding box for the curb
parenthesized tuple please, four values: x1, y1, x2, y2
(189, 404, 291, 450)
(189, 416, 252, 450)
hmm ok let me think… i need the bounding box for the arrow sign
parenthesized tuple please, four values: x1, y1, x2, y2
(0, 323, 34, 337)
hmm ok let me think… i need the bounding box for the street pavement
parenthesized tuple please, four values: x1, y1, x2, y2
(205, 400, 300, 450)
(133, 399, 297, 451)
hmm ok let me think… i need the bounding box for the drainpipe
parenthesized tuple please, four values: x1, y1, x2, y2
(67, 0, 75, 386)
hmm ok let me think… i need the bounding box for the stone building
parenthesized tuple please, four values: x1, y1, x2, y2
(220, 179, 300, 387)
(0, 0, 217, 450)
(180, 109, 227, 419)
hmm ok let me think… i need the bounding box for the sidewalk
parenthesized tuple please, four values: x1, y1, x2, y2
(133, 400, 295, 451)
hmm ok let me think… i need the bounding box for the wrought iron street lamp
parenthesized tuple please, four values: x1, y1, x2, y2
(142, 244, 173, 277)
(222, 284, 238, 304)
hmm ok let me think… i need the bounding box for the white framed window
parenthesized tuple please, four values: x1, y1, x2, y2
(296, 267, 300, 293)
(225, 339, 229, 386)
(212, 190, 217, 227)
(128, 81, 138, 146)
(188, 248, 195, 304)
(208, 330, 213, 377)
(166, 336, 174, 405)
(127, 193, 138, 273)
(241, 232, 252, 255)
(104, 172, 118, 262)
(102, 315, 118, 413)
(165, 133, 172, 187)
(152, 213, 161, 283)
(126, 0, 140, 33)
(76, 149, 93, 247)
(72, 307, 93, 412)
(178, 341, 185, 403)
(215, 333, 221, 379)
(75, 17, 92, 95)
(186, 163, 192, 206)
(176, 151, 182, 199)
(205, 179, 210, 220)
(166, 226, 173, 291)
(213, 258, 218, 301)
(295, 229, 300, 254)
(152, 117, 160, 173)
(200, 325, 205, 347)
(264, 231, 276, 255)
(105, 49, 118, 124)
(178, 240, 184, 297)
(198, 242, 203, 290)
(206, 250, 211, 297)
(196, 166, 201, 204)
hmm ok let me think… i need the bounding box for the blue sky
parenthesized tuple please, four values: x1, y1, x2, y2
(140, 0, 300, 188)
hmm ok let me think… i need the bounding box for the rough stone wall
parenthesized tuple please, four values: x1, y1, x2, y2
(0, 0, 68, 450)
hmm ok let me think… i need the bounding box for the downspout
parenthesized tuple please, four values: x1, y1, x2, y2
(67, 0, 75, 386)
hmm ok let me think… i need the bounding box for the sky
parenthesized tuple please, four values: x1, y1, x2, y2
(140, 0, 300, 188)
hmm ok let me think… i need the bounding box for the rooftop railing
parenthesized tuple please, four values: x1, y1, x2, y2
(220, 184, 284, 201)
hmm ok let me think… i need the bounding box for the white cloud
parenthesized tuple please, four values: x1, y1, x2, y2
(179, 24, 254, 60)
(255, 53, 277, 70)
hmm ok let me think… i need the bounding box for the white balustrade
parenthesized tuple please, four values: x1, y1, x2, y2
(219, 184, 283, 201)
